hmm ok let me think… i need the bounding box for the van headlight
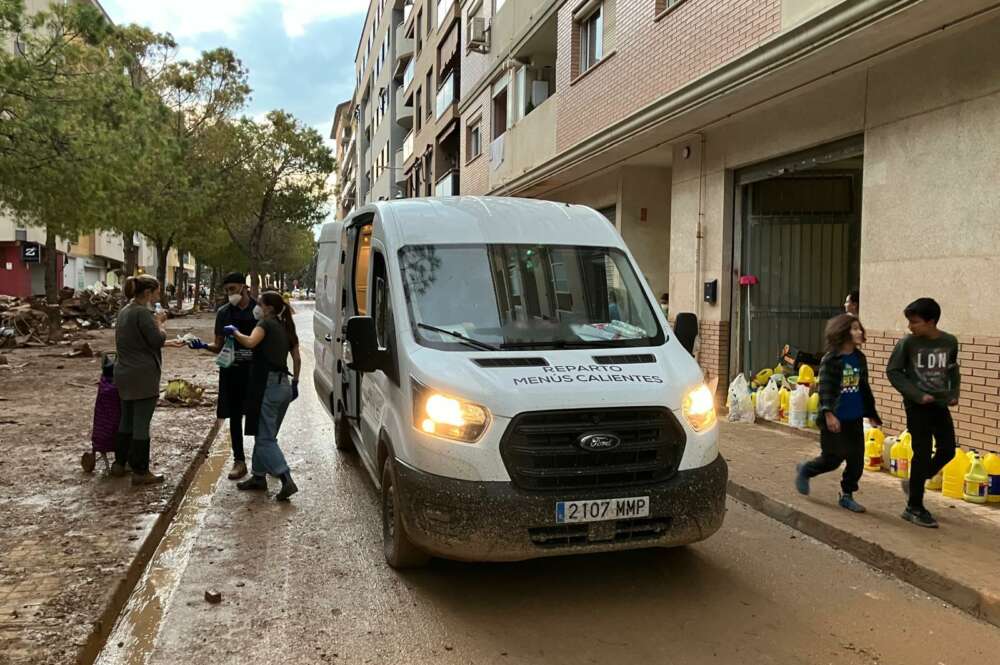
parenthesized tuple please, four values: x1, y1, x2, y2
(412, 380, 490, 443)
(683, 384, 717, 432)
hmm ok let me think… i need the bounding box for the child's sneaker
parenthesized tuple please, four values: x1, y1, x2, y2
(795, 464, 810, 496)
(901, 506, 938, 528)
(838, 493, 866, 513)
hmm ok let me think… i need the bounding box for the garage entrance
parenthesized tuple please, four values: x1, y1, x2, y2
(733, 136, 864, 375)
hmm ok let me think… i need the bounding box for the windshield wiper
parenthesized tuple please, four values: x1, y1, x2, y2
(501, 339, 629, 349)
(417, 323, 500, 351)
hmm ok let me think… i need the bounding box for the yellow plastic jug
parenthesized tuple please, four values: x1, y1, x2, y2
(779, 387, 790, 423)
(927, 471, 944, 491)
(754, 368, 773, 387)
(942, 449, 971, 499)
(797, 364, 816, 388)
(806, 393, 820, 429)
(890, 431, 913, 479)
(864, 428, 885, 471)
(984, 453, 1000, 504)
(964, 453, 989, 504)
(750, 391, 758, 410)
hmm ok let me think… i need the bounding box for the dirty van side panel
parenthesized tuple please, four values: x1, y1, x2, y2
(313, 227, 340, 413)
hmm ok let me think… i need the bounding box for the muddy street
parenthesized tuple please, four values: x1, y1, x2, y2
(94, 304, 1000, 665)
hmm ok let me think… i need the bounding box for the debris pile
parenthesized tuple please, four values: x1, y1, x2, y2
(161, 379, 210, 407)
(1, 289, 122, 347)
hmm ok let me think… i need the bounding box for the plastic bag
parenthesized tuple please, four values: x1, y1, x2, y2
(726, 375, 755, 423)
(215, 337, 236, 369)
(757, 380, 780, 421)
(788, 384, 810, 428)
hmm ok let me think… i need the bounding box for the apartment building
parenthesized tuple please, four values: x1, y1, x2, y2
(453, 0, 1000, 453)
(331, 100, 357, 219)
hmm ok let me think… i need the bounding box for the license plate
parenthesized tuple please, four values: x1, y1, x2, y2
(555, 496, 650, 524)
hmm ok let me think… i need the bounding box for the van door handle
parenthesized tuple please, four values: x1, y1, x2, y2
(325, 334, 332, 342)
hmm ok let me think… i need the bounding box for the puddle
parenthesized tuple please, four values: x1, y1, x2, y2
(94, 431, 230, 665)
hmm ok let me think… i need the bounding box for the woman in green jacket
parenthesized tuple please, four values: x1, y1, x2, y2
(112, 275, 182, 484)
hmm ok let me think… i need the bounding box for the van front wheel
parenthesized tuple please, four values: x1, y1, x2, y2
(381, 458, 430, 569)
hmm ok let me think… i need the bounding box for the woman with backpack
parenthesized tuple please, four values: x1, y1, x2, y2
(223, 291, 302, 501)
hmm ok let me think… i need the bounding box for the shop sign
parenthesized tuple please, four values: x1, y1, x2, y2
(21, 242, 40, 264)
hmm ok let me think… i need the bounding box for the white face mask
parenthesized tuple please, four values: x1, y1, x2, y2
(228, 293, 242, 306)
(253, 305, 263, 320)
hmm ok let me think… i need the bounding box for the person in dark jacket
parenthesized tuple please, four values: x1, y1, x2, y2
(226, 291, 302, 501)
(795, 314, 882, 512)
(187, 272, 257, 480)
(112, 275, 184, 485)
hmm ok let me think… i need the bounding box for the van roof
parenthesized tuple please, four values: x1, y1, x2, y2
(364, 197, 621, 248)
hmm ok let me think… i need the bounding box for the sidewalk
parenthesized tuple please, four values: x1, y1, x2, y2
(721, 419, 1000, 628)
(0, 312, 221, 665)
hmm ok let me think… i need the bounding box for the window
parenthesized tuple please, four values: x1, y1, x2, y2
(416, 87, 422, 131)
(416, 11, 423, 53)
(426, 71, 433, 119)
(492, 86, 508, 140)
(467, 120, 482, 160)
(580, 4, 604, 73)
(655, 0, 687, 16)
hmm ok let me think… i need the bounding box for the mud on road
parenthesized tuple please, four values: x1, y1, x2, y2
(0, 312, 221, 665)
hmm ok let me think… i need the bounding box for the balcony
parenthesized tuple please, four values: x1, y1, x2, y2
(403, 59, 415, 96)
(435, 170, 459, 197)
(490, 95, 557, 190)
(395, 85, 413, 128)
(402, 132, 414, 163)
(393, 23, 413, 78)
(394, 150, 407, 184)
(436, 72, 457, 119)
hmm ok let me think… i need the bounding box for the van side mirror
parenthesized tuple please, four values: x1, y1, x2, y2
(345, 316, 387, 373)
(674, 312, 698, 356)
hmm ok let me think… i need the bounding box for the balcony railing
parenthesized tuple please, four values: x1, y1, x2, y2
(436, 72, 456, 118)
(403, 132, 414, 162)
(435, 170, 459, 197)
(403, 59, 415, 91)
(437, 0, 455, 29)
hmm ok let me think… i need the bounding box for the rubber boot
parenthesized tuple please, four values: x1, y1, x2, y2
(110, 432, 131, 477)
(237, 475, 268, 491)
(276, 472, 298, 502)
(129, 439, 164, 485)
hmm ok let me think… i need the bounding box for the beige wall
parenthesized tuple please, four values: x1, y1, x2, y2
(780, 0, 845, 29)
(860, 17, 1000, 336)
(619, 167, 671, 301)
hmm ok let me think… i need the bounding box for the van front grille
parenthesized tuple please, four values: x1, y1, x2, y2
(528, 517, 672, 548)
(500, 407, 686, 491)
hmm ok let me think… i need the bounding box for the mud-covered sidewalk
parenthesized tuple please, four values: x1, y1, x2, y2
(0, 312, 222, 665)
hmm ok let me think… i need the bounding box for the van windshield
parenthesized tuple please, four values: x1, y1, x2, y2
(398, 244, 665, 350)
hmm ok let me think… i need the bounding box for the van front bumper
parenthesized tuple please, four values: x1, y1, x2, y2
(393, 454, 728, 562)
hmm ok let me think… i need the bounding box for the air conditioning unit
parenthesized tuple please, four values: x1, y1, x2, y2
(468, 17, 490, 53)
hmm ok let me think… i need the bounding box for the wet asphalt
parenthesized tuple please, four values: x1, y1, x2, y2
(95, 303, 1000, 665)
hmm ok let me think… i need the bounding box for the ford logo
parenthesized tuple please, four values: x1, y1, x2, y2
(577, 433, 622, 452)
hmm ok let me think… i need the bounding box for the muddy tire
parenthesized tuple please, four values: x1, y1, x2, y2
(334, 409, 354, 452)
(381, 458, 429, 569)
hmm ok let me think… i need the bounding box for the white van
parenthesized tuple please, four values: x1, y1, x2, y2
(314, 198, 727, 568)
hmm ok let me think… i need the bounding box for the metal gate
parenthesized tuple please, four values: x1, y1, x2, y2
(740, 172, 861, 374)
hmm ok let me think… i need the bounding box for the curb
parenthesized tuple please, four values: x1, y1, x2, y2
(76, 418, 223, 665)
(726, 478, 1000, 629)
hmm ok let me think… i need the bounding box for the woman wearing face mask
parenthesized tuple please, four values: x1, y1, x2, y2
(224, 291, 302, 501)
(187, 272, 257, 480)
(113, 275, 185, 484)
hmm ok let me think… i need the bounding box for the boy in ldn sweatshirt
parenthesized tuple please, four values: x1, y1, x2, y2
(887, 298, 961, 528)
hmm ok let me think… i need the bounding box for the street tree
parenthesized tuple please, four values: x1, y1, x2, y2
(217, 111, 334, 296)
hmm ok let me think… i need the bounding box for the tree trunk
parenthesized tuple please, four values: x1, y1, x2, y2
(174, 252, 185, 311)
(155, 242, 170, 306)
(249, 257, 260, 299)
(44, 228, 60, 303)
(193, 259, 203, 312)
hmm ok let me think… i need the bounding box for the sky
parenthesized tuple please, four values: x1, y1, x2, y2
(100, 0, 368, 147)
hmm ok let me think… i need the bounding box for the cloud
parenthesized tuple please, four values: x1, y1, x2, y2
(102, 0, 370, 39)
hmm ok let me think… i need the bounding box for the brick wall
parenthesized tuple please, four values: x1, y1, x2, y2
(697, 319, 730, 396)
(866, 330, 1000, 455)
(555, 0, 781, 153)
